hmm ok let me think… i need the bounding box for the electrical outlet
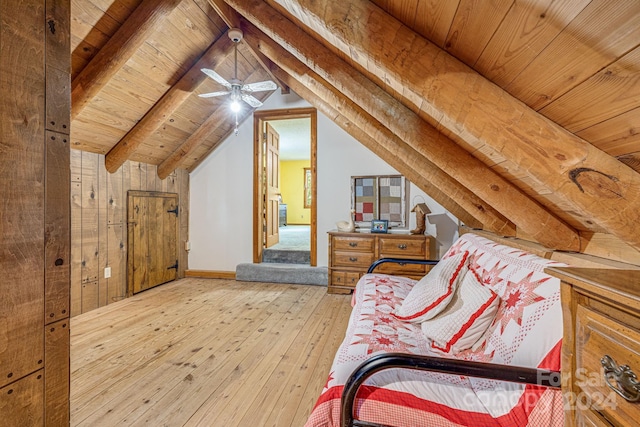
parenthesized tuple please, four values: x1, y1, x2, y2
(104, 266, 111, 279)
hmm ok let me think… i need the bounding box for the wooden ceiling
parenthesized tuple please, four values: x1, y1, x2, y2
(70, 0, 640, 257)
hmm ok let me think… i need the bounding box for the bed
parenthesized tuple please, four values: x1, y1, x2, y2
(305, 232, 566, 427)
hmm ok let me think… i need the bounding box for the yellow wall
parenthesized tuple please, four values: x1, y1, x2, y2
(280, 160, 310, 224)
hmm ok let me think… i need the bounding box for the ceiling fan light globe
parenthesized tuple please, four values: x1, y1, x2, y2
(230, 100, 242, 113)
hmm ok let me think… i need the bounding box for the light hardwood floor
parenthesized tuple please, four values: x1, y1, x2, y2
(71, 278, 353, 426)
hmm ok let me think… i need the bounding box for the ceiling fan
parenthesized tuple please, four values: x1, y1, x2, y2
(199, 28, 277, 111)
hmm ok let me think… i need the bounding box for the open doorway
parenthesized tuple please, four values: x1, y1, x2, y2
(253, 108, 317, 266)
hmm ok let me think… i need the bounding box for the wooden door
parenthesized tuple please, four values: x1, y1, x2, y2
(265, 123, 280, 248)
(127, 191, 178, 294)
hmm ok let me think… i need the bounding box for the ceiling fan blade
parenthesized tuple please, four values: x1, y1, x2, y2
(198, 90, 231, 98)
(201, 68, 232, 88)
(242, 80, 277, 92)
(241, 93, 263, 108)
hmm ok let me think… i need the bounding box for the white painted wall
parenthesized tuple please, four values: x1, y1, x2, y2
(189, 91, 459, 272)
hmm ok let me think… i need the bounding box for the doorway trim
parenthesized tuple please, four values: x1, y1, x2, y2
(253, 107, 317, 266)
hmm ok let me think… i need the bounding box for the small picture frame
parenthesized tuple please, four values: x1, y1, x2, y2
(370, 219, 388, 233)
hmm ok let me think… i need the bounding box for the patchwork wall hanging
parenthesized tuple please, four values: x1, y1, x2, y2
(351, 175, 408, 228)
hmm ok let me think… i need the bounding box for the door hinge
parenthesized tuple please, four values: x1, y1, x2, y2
(263, 132, 267, 142)
(167, 260, 178, 270)
(167, 206, 179, 216)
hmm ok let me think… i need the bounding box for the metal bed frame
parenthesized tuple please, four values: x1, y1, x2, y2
(340, 258, 562, 427)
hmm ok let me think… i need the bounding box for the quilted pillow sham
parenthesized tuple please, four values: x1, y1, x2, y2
(393, 250, 469, 322)
(421, 267, 500, 354)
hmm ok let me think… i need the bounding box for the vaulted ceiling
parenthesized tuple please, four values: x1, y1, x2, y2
(70, 0, 640, 257)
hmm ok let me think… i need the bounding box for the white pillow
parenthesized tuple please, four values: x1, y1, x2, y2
(421, 267, 500, 354)
(393, 250, 469, 322)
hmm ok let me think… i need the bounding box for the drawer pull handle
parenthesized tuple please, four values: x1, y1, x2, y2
(349, 257, 358, 262)
(349, 242, 358, 247)
(398, 244, 407, 250)
(601, 355, 640, 402)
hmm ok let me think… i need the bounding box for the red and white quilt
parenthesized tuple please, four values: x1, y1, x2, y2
(305, 233, 566, 427)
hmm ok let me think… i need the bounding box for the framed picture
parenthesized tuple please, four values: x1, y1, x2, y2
(370, 219, 388, 233)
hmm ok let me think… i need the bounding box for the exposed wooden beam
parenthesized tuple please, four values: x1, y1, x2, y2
(226, 0, 580, 251)
(71, 0, 182, 120)
(269, 0, 640, 252)
(243, 31, 514, 234)
(104, 34, 235, 173)
(208, 0, 241, 28)
(208, 0, 289, 93)
(271, 66, 494, 231)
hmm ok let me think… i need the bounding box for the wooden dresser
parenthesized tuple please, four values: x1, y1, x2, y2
(328, 231, 434, 294)
(546, 268, 640, 427)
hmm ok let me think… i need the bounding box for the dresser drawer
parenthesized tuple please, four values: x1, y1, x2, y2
(333, 251, 375, 268)
(379, 237, 426, 257)
(329, 270, 361, 294)
(332, 236, 375, 252)
(376, 261, 428, 275)
(575, 305, 640, 424)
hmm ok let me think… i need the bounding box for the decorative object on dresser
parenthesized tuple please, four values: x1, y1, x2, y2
(370, 219, 388, 233)
(410, 202, 431, 234)
(335, 209, 355, 232)
(327, 230, 433, 294)
(546, 267, 640, 427)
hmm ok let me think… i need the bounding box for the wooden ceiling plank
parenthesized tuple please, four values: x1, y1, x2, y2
(540, 47, 640, 133)
(371, 0, 419, 31)
(176, 0, 226, 42)
(229, 0, 580, 250)
(113, 64, 169, 102)
(443, 0, 514, 65)
(155, 3, 222, 57)
(76, 92, 148, 130)
(104, 33, 234, 173)
(71, 0, 121, 40)
(71, 0, 183, 120)
(412, 0, 459, 48)
(269, 0, 640, 252)
(505, 0, 640, 110)
(124, 44, 187, 88)
(474, 0, 590, 86)
(577, 107, 640, 157)
(140, 9, 224, 82)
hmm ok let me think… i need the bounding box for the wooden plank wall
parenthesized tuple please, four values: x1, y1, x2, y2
(1, 0, 72, 424)
(70, 149, 189, 317)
